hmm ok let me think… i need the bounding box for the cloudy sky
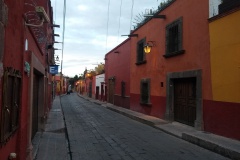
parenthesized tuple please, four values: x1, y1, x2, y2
(52, 0, 163, 77)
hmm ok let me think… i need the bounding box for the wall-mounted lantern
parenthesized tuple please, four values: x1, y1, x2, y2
(144, 41, 155, 54)
(86, 73, 92, 79)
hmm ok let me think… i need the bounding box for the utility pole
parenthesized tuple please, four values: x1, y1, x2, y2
(60, 0, 66, 94)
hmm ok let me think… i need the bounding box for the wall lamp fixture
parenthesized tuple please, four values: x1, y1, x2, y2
(144, 41, 156, 54)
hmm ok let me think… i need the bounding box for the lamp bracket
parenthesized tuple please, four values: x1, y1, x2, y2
(121, 34, 138, 37)
(146, 41, 156, 46)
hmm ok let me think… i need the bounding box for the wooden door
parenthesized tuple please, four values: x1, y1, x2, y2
(96, 86, 99, 99)
(32, 73, 39, 139)
(101, 84, 104, 100)
(174, 78, 196, 126)
(88, 82, 92, 98)
(108, 79, 114, 104)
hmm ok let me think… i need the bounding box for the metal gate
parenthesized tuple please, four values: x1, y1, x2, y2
(174, 78, 196, 126)
(32, 73, 39, 139)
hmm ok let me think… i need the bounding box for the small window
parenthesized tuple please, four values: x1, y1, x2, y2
(136, 38, 146, 65)
(164, 17, 184, 57)
(140, 78, 150, 104)
(121, 81, 125, 97)
(0, 68, 21, 144)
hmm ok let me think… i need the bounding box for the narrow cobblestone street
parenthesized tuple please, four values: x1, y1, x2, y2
(59, 93, 229, 160)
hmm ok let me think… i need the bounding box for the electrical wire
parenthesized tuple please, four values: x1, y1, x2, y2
(130, 0, 134, 32)
(117, 0, 123, 43)
(61, 0, 66, 74)
(105, 0, 111, 53)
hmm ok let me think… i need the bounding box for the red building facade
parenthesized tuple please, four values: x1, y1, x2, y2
(105, 38, 131, 108)
(0, 0, 55, 159)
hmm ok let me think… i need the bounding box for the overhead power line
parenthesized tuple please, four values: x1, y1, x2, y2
(105, 0, 111, 53)
(130, 0, 134, 32)
(60, 0, 66, 74)
(117, 0, 123, 43)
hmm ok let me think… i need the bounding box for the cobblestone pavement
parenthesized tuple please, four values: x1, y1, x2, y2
(61, 93, 229, 160)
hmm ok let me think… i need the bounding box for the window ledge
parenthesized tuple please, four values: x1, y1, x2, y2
(135, 60, 146, 65)
(140, 102, 152, 107)
(163, 50, 185, 58)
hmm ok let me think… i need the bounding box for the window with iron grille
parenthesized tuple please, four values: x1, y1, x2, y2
(0, 68, 21, 145)
(136, 38, 146, 64)
(164, 17, 184, 57)
(121, 81, 125, 97)
(140, 78, 150, 104)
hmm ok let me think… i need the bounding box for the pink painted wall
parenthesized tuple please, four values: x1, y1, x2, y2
(0, 0, 54, 159)
(0, 1, 26, 159)
(105, 38, 131, 108)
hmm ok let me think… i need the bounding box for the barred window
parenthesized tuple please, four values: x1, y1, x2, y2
(0, 68, 21, 144)
(121, 81, 125, 97)
(136, 38, 146, 64)
(164, 17, 184, 57)
(140, 78, 150, 104)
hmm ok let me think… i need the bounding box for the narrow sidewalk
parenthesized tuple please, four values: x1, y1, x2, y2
(32, 96, 69, 160)
(78, 94, 240, 160)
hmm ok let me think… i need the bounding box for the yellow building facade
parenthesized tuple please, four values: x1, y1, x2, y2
(209, 10, 240, 103)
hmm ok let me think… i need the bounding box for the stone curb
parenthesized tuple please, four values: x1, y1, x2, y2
(182, 133, 240, 160)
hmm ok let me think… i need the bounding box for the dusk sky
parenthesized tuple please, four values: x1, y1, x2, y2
(52, 0, 166, 77)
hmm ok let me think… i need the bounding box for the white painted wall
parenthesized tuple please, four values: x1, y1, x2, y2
(95, 73, 105, 93)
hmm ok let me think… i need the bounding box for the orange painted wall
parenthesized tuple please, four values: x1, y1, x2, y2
(130, 0, 211, 116)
